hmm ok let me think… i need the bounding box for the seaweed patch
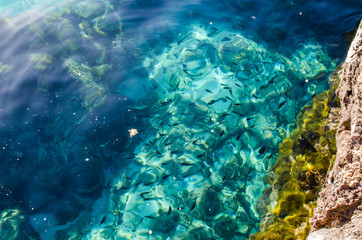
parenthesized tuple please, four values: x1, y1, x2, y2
(250, 71, 340, 240)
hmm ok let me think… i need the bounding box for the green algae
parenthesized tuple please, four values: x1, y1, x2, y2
(0, 209, 30, 239)
(250, 75, 340, 240)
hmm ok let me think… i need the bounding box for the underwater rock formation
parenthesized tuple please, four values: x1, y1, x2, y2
(307, 19, 362, 240)
(67, 25, 336, 240)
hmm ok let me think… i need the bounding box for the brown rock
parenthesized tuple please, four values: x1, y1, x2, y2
(308, 19, 362, 239)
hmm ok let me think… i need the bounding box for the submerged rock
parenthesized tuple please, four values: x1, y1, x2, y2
(75, 25, 336, 239)
(250, 72, 340, 239)
(308, 19, 362, 240)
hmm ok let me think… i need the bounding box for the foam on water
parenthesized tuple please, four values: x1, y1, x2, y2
(0, 0, 361, 239)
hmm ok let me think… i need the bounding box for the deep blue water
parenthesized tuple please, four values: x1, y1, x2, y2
(0, 0, 361, 239)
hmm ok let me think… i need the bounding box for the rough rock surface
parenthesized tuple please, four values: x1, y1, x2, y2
(308, 20, 362, 239)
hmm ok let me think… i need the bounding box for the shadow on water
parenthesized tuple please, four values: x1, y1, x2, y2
(0, 0, 360, 239)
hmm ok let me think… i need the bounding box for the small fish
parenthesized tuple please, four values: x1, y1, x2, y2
(161, 174, 171, 181)
(229, 89, 234, 97)
(189, 102, 200, 109)
(208, 99, 217, 105)
(279, 100, 287, 108)
(180, 162, 194, 166)
(284, 89, 293, 96)
(183, 172, 195, 178)
(225, 96, 232, 100)
(167, 206, 172, 216)
(222, 176, 227, 181)
(158, 132, 166, 136)
(100, 216, 106, 225)
(136, 217, 144, 227)
(207, 27, 219, 37)
(192, 139, 198, 144)
(177, 34, 190, 45)
(150, 79, 158, 89)
(294, 40, 305, 47)
(140, 191, 151, 198)
(197, 153, 205, 158)
(137, 136, 144, 142)
(205, 89, 213, 93)
(269, 75, 278, 84)
(220, 130, 225, 137)
(56, 136, 66, 144)
(105, 180, 111, 188)
(235, 83, 242, 88)
(133, 181, 143, 187)
(259, 146, 266, 155)
(236, 133, 242, 140)
(251, 93, 260, 99)
(156, 150, 162, 156)
(190, 200, 196, 211)
(169, 74, 180, 90)
(208, 98, 226, 105)
(326, 43, 340, 47)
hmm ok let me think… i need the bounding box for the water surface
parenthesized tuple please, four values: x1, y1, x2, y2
(0, 0, 361, 239)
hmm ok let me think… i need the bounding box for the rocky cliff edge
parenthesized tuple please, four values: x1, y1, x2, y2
(308, 19, 362, 240)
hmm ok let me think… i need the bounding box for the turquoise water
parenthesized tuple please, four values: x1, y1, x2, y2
(0, 0, 361, 239)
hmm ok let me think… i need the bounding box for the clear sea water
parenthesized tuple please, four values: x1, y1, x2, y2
(0, 0, 361, 239)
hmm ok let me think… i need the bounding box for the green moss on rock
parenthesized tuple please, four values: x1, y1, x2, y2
(250, 79, 340, 240)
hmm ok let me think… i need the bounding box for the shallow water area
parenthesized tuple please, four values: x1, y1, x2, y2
(0, 0, 361, 239)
